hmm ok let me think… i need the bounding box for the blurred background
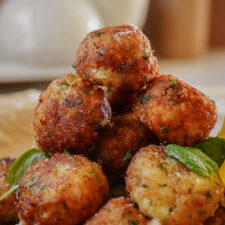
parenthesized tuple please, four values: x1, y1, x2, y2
(0, 0, 224, 92)
(0, 0, 225, 157)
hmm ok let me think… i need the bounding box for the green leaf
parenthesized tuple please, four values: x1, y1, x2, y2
(160, 125, 170, 134)
(0, 148, 49, 201)
(138, 94, 151, 105)
(57, 81, 70, 88)
(79, 86, 89, 96)
(142, 48, 149, 61)
(196, 137, 225, 167)
(94, 32, 104, 37)
(122, 147, 132, 161)
(170, 80, 177, 88)
(0, 184, 18, 201)
(165, 144, 218, 177)
(7, 148, 49, 186)
(72, 63, 76, 69)
(129, 221, 137, 225)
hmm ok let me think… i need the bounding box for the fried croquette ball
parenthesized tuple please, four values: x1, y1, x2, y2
(0, 157, 18, 223)
(76, 24, 159, 93)
(126, 145, 224, 225)
(85, 197, 149, 225)
(16, 153, 109, 225)
(94, 113, 159, 175)
(133, 74, 217, 146)
(33, 73, 112, 154)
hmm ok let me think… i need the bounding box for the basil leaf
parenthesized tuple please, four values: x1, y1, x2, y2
(0, 148, 49, 201)
(7, 148, 49, 186)
(165, 144, 218, 177)
(0, 184, 19, 201)
(196, 137, 225, 167)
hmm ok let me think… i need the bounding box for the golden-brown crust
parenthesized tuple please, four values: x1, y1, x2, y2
(16, 153, 109, 225)
(126, 145, 224, 225)
(93, 113, 159, 175)
(84, 197, 149, 225)
(76, 25, 159, 113)
(33, 73, 112, 154)
(133, 74, 217, 146)
(0, 157, 18, 223)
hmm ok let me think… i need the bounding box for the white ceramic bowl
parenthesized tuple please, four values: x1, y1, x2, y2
(0, 0, 103, 65)
(0, 0, 150, 82)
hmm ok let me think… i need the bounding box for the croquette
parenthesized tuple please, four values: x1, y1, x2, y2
(0, 157, 18, 223)
(16, 153, 109, 225)
(133, 74, 217, 146)
(76, 25, 159, 112)
(94, 113, 159, 175)
(33, 73, 112, 154)
(126, 145, 224, 225)
(84, 197, 149, 225)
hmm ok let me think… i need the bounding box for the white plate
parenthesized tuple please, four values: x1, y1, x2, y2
(0, 60, 74, 83)
(0, 0, 104, 83)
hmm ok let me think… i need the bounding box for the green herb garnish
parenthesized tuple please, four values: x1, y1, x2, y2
(122, 147, 133, 161)
(40, 185, 46, 191)
(97, 50, 104, 57)
(0, 149, 50, 201)
(11, 214, 18, 222)
(143, 55, 148, 61)
(142, 184, 149, 188)
(160, 126, 170, 134)
(165, 144, 218, 177)
(157, 163, 166, 170)
(77, 99, 83, 105)
(138, 94, 151, 105)
(29, 180, 41, 189)
(94, 32, 104, 37)
(30, 174, 35, 181)
(89, 168, 95, 174)
(65, 98, 76, 108)
(57, 81, 70, 88)
(72, 63, 76, 69)
(79, 87, 89, 96)
(129, 221, 137, 225)
(64, 149, 70, 155)
(195, 137, 225, 167)
(142, 48, 149, 61)
(170, 80, 177, 88)
(159, 183, 167, 187)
